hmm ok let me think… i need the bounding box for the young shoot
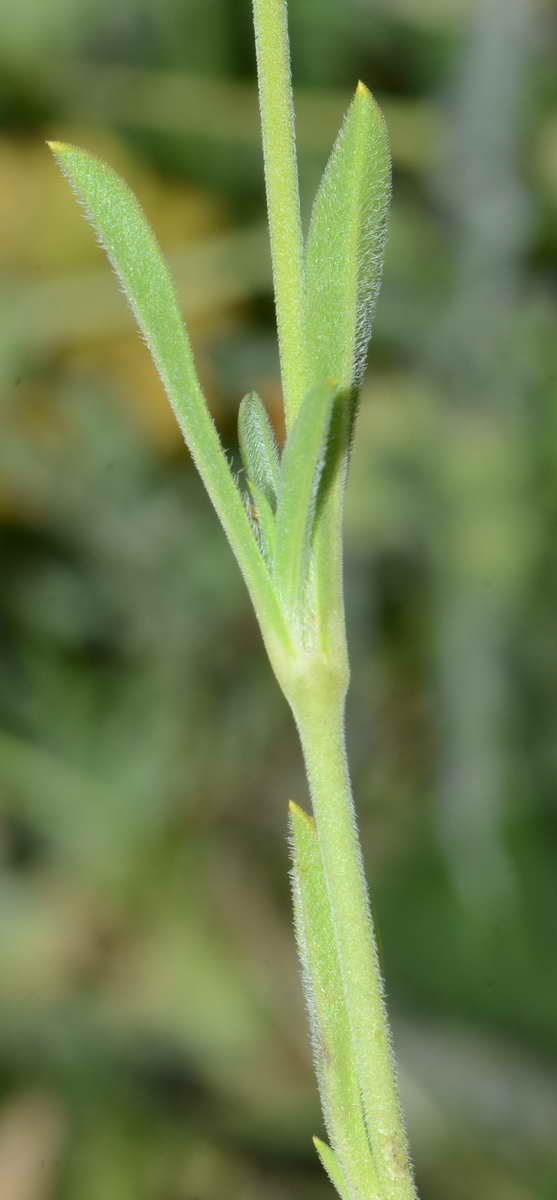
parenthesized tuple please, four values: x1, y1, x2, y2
(49, 2, 417, 1197)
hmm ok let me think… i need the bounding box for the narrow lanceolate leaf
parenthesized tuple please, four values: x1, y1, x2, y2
(304, 81, 391, 388)
(313, 1138, 351, 1200)
(289, 803, 380, 1200)
(303, 86, 390, 663)
(48, 142, 288, 650)
(238, 391, 281, 509)
(274, 380, 341, 624)
(305, 82, 391, 389)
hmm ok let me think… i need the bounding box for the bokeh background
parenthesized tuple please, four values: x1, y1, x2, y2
(1, 0, 556, 1196)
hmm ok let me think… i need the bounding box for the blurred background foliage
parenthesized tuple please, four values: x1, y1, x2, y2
(0, 0, 556, 1196)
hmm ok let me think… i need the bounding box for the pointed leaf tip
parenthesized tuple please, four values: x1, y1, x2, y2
(47, 138, 286, 644)
(238, 390, 281, 509)
(288, 800, 315, 829)
(312, 1138, 351, 1200)
(306, 78, 391, 390)
(47, 140, 78, 156)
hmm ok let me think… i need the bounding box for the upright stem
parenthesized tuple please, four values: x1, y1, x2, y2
(252, 0, 308, 427)
(294, 683, 417, 1200)
(251, 3, 415, 1194)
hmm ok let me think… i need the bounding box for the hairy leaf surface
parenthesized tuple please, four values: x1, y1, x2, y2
(48, 141, 287, 646)
(238, 391, 281, 508)
(305, 83, 391, 390)
(274, 380, 340, 624)
(313, 1138, 351, 1200)
(289, 802, 379, 1200)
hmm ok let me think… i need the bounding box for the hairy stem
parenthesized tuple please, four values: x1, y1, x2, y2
(293, 680, 417, 1200)
(252, 0, 307, 427)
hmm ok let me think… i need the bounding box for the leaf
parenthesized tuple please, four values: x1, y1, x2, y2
(273, 380, 341, 623)
(302, 86, 390, 662)
(289, 802, 379, 1200)
(48, 141, 287, 649)
(238, 391, 281, 509)
(247, 480, 276, 564)
(305, 82, 391, 390)
(313, 1138, 351, 1200)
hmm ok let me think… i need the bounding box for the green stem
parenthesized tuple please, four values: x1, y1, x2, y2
(252, 0, 307, 427)
(293, 677, 417, 1200)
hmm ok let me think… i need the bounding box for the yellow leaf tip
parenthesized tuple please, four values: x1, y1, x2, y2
(46, 140, 65, 152)
(288, 800, 316, 830)
(356, 80, 370, 97)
